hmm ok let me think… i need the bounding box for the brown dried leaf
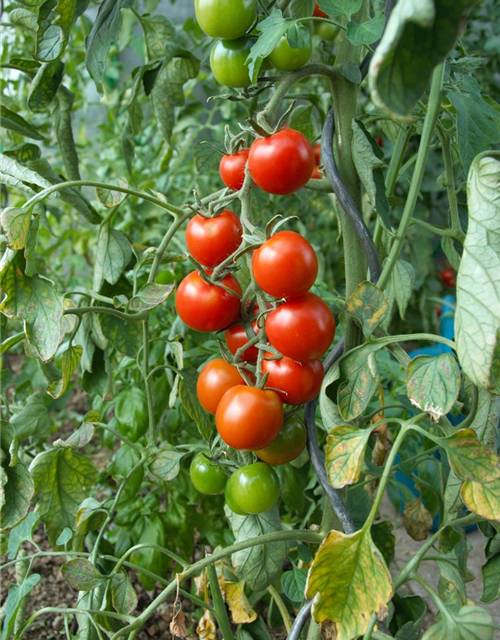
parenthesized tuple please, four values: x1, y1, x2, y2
(403, 499, 433, 541)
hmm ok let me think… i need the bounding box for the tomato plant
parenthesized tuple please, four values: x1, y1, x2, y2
(248, 129, 315, 194)
(2, 1, 500, 639)
(176, 270, 242, 331)
(268, 35, 312, 71)
(219, 148, 249, 190)
(226, 462, 280, 514)
(266, 293, 336, 361)
(210, 37, 254, 88)
(196, 358, 244, 414)
(256, 415, 307, 465)
(190, 452, 227, 495)
(252, 230, 319, 298)
(216, 386, 284, 450)
(195, 0, 257, 39)
(185, 210, 242, 267)
(261, 353, 324, 405)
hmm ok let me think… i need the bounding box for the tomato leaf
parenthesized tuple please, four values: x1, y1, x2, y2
(2, 574, 41, 639)
(46, 344, 83, 399)
(345, 280, 389, 337)
(369, 0, 475, 119)
(85, 0, 134, 92)
(281, 568, 308, 602)
(317, 0, 362, 18)
(406, 354, 461, 421)
(149, 446, 185, 482)
(61, 558, 107, 590)
(246, 11, 288, 84)
(179, 367, 213, 442)
(128, 283, 175, 312)
(306, 528, 393, 636)
(93, 222, 132, 291)
(6, 512, 40, 560)
(421, 605, 494, 640)
(461, 478, 500, 522)
(455, 152, 500, 393)
(481, 554, 500, 604)
(438, 429, 500, 483)
(346, 14, 385, 46)
(0, 106, 44, 140)
(111, 571, 138, 615)
(226, 506, 287, 591)
(337, 343, 382, 420)
(29, 448, 98, 544)
(325, 424, 376, 488)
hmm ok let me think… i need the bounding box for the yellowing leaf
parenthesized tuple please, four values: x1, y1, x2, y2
(440, 429, 500, 483)
(461, 478, 500, 522)
(325, 425, 375, 488)
(219, 580, 257, 624)
(403, 499, 433, 541)
(345, 281, 388, 337)
(196, 610, 216, 640)
(170, 609, 188, 637)
(406, 354, 461, 421)
(305, 529, 393, 638)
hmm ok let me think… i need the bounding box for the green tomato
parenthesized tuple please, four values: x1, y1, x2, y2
(227, 462, 279, 514)
(225, 481, 248, 515)
(190, 452, 227, 495)
(210, 38, 254, 88)
(268, 35, 312, 72)
(315, 22, 340, 41)
(156, 269, 175, 285)
(195, 0, 257, 40)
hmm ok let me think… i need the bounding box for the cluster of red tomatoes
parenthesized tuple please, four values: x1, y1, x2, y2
(176, 176, 335, 512)
(194, 0, 335, 90)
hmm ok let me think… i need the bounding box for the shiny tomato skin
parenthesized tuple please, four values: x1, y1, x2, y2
(197, 358, 244, 415)
(256, 415, 307, 465)
(265, 293, 335, 362)
(176, 271, 241, 332)
(189, 452, 227, 495)
(225, 481, 247, 514)
(224, 320, 260, 362)
(216, 385, 284, 450)
(227, 462, 279, 514)
(220, 148, 249, 190)
(262, 353, 324, 405)
(210, 38, 253, 88)
(248, 129, 314, 195)
(268, 35, 312, 72)
(252, 231, 318, 299)
(195, 0, 257, 40)
(313, 2, 328, 17)
(185, 210, 242, 268)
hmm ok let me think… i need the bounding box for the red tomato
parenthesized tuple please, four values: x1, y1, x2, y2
(311, 166, 322, 179)
(265, 293, 335, 362)
(375, 136, 384, 148)
(197, 358, 244, 415)
(248, 129, 314, 195)
(313, 143, 321, 165)
(440, 268, 456, 288)
(219, 148, 249, 190)
(176, 271, 241, 332)
(313, 3, 328, 18)
(252, 231, 318, 299)
(262, 353, 324, 405)
(216, 385, 283, 450)
(224, 320, 260, 362)
(185, 210, 242, 268)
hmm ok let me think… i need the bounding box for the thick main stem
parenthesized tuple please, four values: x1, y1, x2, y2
(331, 2, 370, 352)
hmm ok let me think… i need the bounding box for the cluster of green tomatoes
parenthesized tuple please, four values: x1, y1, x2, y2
(195, 0, 337, 89)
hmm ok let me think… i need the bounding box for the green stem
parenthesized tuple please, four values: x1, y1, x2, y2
(411, 219, 461, 238)
(267, 585, 292, 633)
(23, 180, 184, 217)
(93, 422, 144, 452)
(147, 210, 192, 284)
(0, 331, 24, 355)
(64, 306, 149, 321)
(330, 0, 370, 352)
(207, 562, 235, 640)
(365, 422, 411, 528)
(377, 62, 445, 289)
(109, 530, 323, 639)
(372, 332, 456, 351)
(437, 126, 464, 237)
